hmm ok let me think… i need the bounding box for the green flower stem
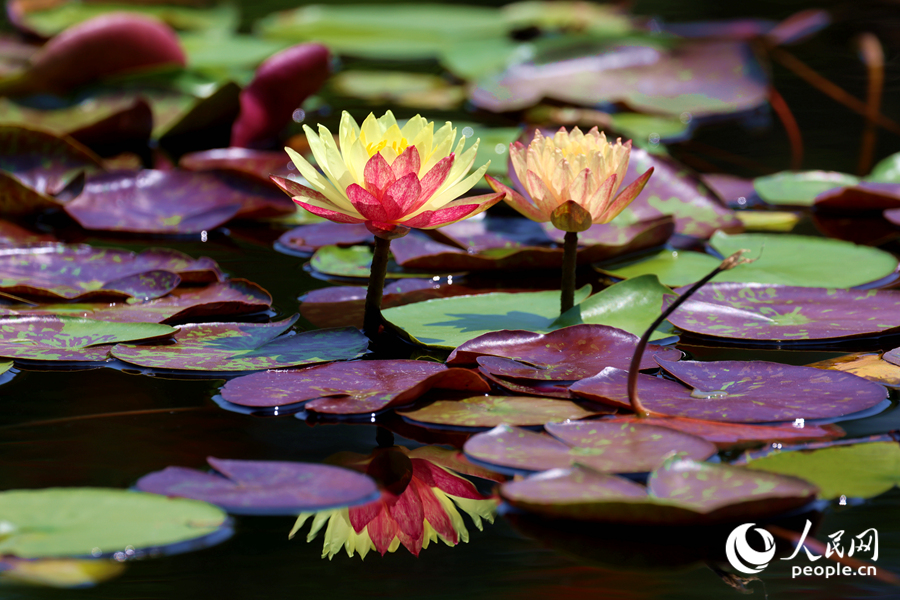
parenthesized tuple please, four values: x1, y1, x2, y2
(560, 231, 579, 314)
(363, 236, 392, 339)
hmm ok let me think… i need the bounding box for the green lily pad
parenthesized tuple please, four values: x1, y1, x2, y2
(743, 440, 900, 500)
(598, 250, 721, 287)
(0, 359, 12, 374)
(0, 487, 228, 559)
(868, 151, 900, 183)
(753, 171, 860, 207)
(551, 275, 676, 340)
(309, 245, 451, 280)
(0, 317, 175, 362)
(382, 286, 591, 348)
(0, 556, 125, 588)
(455, 123, 522, 177)
(111, 315, 369, 372)
(330, 70, 466, 111)
(608, 113, 690, 144)
(399, 396, 603, 429)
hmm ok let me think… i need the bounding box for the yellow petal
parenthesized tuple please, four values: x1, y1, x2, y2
(285, 147, 354, 211)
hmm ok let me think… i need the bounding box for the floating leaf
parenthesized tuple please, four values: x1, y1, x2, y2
(330, 70, 466, 110)
(179, 147, 295, 180)
(0, 218, 54, 245)
(382, 286, 592, 348)
(0, 317, 175, 362)
(464, 422, 716, 474)
(551, 275, 677, 341)
(814, 182, 900, 212)
(136, 457, 379, 515)
(734, 211, 800, 232)
(499, 458, 818, 524)
(447, 324, 681, 379)
(570, 359, 888, 422)
(220, 359, 490, 415)
(753, 170, 859, 206)
(0, 244, 221, 300)
(111, 316, 368, 372)
(868, 151, 900, 183)
(0, 556, 125, 588)
(743, 441, 900, 499)
(666, 283, 900, 342)
(277, 223, 373, 254)
(399, 396, 603, 429)
(0, 359, 13, 374)
(809, 352, 900, 387)
(597, 249, 721, 287)
(0, 488, 229, 558)
(309, 244, 441, 280)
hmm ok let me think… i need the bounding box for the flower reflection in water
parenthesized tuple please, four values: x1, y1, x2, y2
(291, 445, 498, 559)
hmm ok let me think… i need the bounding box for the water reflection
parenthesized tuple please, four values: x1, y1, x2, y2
(291, 443, 498, 559)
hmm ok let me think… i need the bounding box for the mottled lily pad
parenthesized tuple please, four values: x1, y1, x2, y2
(809, 353, 900, 387)
(447, 324, 681, 380)
(382, 286, 592, 348)
(666, 283, 900, 342)
(136, 457, 380, 515)
(0, 244, 221, 300)
(754, 170, 859, 206)
(220, 359, 490, 415)
(0, 487, 229, 559)
(0, 359, 14, 374)
(179, 147, 294, 180)
(499, 458, 818, 524)
(464, 422, 716, 474)
(111, 316, 368, 372)
(277, 223, 373, 254)
(399, 396, 603, 429)
(743, 440, 900, 500)
(570, 358, 888, 423)
(11, 279, 272, 324)
(0, 316, 174, 362)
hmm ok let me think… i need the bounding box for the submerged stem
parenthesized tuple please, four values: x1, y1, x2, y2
(626, 250, 754, 417)
(560, 231, 579, 314)
(363, 236, 392, 339)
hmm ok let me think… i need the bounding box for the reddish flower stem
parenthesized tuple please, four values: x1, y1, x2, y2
(363, 236, 392, 339)
(560, 231, 579, 314)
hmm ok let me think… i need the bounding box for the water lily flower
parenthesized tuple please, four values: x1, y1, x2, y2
(485, 127, 653, 312)
(290, 446, 498, 559)
(273, 110, 502, 338)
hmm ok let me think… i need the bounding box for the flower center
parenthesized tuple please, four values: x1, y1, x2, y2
(366, 137, 410, 158)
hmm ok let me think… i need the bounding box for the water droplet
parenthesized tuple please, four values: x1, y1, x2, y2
(125, 546, 135, 556)
(200, 230, 208, 242)
(737, 196, 747, 206)
(286, 162, 296, 171)
(461, 126, 474, 138)
(432, 276, 440, 281)
(114, 551, 127, 562)
(690, 389, 727, 399)
(839, 494, 847, 505)
(772, 442, 783, 449)
(679, 112, 692, 124)
(495, 143, 507, 154)
(91, 547, 102, 557)
(648, 133, 661, 144)
(792, 418, 805, 429)
(292, 108, 306, 123)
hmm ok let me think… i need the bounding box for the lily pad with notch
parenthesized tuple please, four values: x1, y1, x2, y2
(569, 358, 888, 423)
(753, 170, 859, 207)
(463, 422, 716, 475)
(220, 359, 490, 415)
(136, 457, 380, 515)
(111, 315, 368, 372)
(277, 223, 373, 255)
(399, 396, 605, 430)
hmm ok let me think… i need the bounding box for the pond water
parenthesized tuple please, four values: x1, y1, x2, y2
(2, 0, 900, 598)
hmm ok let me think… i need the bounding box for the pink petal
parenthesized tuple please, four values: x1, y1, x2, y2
(526, 169, 559, 217)
(410, 477, 457, 544)
(363, 152, 396, 199)
(401, 204, 479, 229)
(586, 173, 618, 220)
(391, 146, 420, 180)
(293, 199, 365, 224)
(366, 502, 400, 555)
(349, 498, 383, 533)
(383, 172, 422, 218)
(270, 175, 309, 198)
(418, 155, 454, 205)
(347, 183, 391, 222)
(389, 483, 424, 541)
(412, 458, 483, 500)
(485, 174, 547, 222)
(597, 167, 654, 223)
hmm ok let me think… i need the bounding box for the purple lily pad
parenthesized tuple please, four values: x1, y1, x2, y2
(179, 148, 295, 180)
(398, 396, 604, 429)
(699, 173, 759, 208)
(277, 222, 374, 254)
(136, 457, 380, 515)
(878, 347, 900, 369)
(666, 283, 900, 342)
(464, 421, 716, 474)
(111, 315, 369, 372)
(474, 370, 576, 399)
(471, 41, 768, 119)
(499, 458, 818, 524)
(64, 169, 293, 234)
(447, 325, 681, 381)
(0, 219, 54, 245)
(0, 124, 103, 195)
(569, 358, 888, 423)
(221, 359, 491, 415)
(815, 182, 900, 212)
(0, 316, 174, 362)
(13, 279, 272, 324)
(0, 243, 222, 300)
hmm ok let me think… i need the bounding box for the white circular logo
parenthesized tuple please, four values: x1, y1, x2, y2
(725, 523, 776, 574)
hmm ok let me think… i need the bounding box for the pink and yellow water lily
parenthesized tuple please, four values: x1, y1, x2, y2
(273, 110, 503, 239)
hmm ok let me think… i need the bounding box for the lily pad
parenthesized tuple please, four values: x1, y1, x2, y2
(0, 218, 54, 245)
(309, 245, 443, 280)
(808, 353, 900, 387)
(597, 249, 721, 287)
(814, 182, 900, 212)
(570, 358, 888, 422)
(136, 457, 380, 515)
(0, 359, 13, 374)
(0, 556, 125, 588)
(0, 487, 229, 559)
(0, 244, 221, 300)
(111, 315, 369, 372)
(743, 440, 900, 499)
(0, 317, 175, 362)
(399, 396, 603, 429)
(464, 422, 716, 474)
(179, 147, 295, 183)
(753, 170, 860, 206)
(220, 359, 490, 415)
(277, 223, 373, 254)
(11, 279, 272, 324)
(447, 324, 681, 379)
(330, 70, 466, 110)
(499, 458, 818, 524)
(666, 283, 900, 342)
(382, 286, 592, 348)
(868, 151, 900, 183)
